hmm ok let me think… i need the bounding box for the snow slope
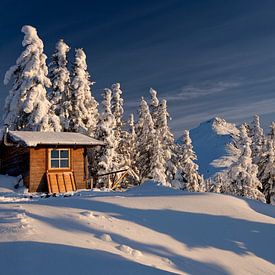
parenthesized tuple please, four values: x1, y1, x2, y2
(0, 179, 274, 275)
(178, 117, 239, 178)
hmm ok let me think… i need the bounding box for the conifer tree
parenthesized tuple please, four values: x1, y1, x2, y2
(258, 139, 275, 204)
(157, 99, 177, 182)
(136, 97, 167, 183)
(258, 122, 275, 204)
(2, 25, 61, 131)
(126, 114, 138, 173)
(151, 133, 169, 185)
(95, 89, 117, 180)
(250, 114, 265, 164)
(221, 125, 265, 202)
(111, 83, 125, 169)
(70, 48, 98, 136)
(48, 39, 71, 130)
(176, 130, 204, 191)
(149, 88, 159, 126)
(111, 83, 124, 132)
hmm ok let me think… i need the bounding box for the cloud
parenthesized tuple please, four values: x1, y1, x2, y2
(164, 81, 240, 101)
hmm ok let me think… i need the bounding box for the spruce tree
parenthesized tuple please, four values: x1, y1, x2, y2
(48, 39, 71, 130)
(250, 114, 265, 164)
(95, 89, 117, 177)
(157, 99, 177, 183)
(111, 83, 125, 169)
(150, 132, 169, 185)
(222, 125, 265, 202)
(258, 122, 275, 204)
(126, 114, 138, 174)
(70, 48, 98, 136)
(258, 139, 275, 204)
(176, 130, 204, 191)
(149, 88, 159, 126)
(2, 25, 61, 131)
(136, 97, 167, 183)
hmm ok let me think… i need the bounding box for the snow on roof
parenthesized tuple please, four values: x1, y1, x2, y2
(7, 131, 105, 147)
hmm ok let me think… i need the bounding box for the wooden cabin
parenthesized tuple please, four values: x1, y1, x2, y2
(0, 130, 104, 193)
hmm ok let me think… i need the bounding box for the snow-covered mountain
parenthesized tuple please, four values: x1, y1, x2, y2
(0, 176, 274, 275)
(178, 117, 239, 178)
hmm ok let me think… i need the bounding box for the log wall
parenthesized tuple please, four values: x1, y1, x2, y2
(0, 146, 30, 187)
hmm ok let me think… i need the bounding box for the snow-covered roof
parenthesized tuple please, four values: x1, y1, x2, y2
(6, 131, 105, 147)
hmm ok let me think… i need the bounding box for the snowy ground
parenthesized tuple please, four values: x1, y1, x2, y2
(0, 175, 274, 275)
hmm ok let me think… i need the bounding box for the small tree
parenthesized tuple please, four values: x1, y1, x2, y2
(70, 48, 98, 136)
(2, 25, 61, 131)
(176, 130, 204, 191)
(250, 114, 265, 164)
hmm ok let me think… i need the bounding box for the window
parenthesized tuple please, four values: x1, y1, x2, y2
(49, 149, 70, 169)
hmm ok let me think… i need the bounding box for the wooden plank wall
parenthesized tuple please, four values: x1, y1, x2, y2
(29, 148, 47, 192)
(30, 147, 86, 192)
(1, 146, 86, 193)
(71, 148, 86, 189)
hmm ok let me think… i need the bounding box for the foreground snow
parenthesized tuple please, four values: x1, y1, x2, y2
(0, 178, 274, 275)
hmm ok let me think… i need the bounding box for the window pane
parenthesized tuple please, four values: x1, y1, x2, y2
(51, 150, 59, 158)
(60, 150, 69, 158)
(60, 160, 69, 168)
(51, 160, 59, 168)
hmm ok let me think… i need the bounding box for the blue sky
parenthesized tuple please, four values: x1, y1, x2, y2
(1, 0, 275, 136)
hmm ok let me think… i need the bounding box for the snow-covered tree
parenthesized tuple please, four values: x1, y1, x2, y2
(120, 113, 138, 172)
(70, 48, 98, 136)
(250, 114, 265, 164)
(267, 122, 275, 144)
(175, 130, 204, 191)
(258, 139, 275, 204)
(111, 83, 126, 169)
(48, 39, 71, 130)
(2, 25, 61, 131)
(126, 114, 138, 172)
(136, 97, 167, 184)
(157, 99, 177, 182)
(149, 88, 160, 126)
(220, 125, 265, 202)
(111, 83, 124, 132)
(95, 89, 117, 178)
(150, 132, 169, 185)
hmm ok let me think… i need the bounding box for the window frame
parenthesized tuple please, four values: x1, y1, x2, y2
(48, 148, 71, 170)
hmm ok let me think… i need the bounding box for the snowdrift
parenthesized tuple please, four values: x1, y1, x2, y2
(0, 180, 274, 275)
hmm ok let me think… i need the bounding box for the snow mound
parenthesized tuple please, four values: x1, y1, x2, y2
(0, 174, 28, 193)
(117, 245, 142, 258)
(100, 233, 112, 242)
(80, 211, 95, 218)
(178, 117, 239, 178)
